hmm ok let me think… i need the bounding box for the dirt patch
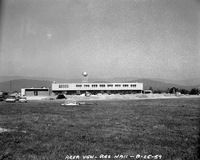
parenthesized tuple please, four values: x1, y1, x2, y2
(0, 127, 12, 133)
(28, 94, 200, 102)
(0, 127, 27, 133)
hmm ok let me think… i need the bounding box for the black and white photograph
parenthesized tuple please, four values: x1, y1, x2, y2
(0, 0, 200, 159)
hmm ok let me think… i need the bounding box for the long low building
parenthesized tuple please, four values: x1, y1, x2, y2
(52, 82, 143, 95)
(21, 88, 50, 97)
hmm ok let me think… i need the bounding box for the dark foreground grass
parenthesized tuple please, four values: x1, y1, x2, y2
(0, 98, 199, 160)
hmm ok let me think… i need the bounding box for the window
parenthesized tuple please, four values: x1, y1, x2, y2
(92, 84, 98, 87)
(107, 84, 113, 87)
(76, 85, 82, 87)
(131, 84, 136, 87)
(59, 84, 69, 88)
(115, 84, 121, 87)
(84, 85, 90, 87)
(100, 84, 105, 87)
(123, 84, 129, 87)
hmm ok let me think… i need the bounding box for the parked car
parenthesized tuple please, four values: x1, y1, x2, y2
(5, 96, 17, 103)
(18, 97, 27, 103)
(0, 91, 9, 101)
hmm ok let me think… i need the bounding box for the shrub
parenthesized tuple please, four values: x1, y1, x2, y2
(190, 88, 199, 95)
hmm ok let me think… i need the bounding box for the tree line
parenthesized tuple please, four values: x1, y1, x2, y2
(149, 87, 200, 95)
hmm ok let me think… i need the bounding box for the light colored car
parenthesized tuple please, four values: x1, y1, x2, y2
(5, 96, 17, 103)
(18, 97, 27, 103)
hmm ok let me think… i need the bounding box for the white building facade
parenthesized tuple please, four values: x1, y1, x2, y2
(52, 82, 143, 95)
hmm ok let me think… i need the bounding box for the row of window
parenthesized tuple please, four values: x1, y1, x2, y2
(58, 84, 138, 88)
(131, 84, 137, 87)
(74, 84, 137, 88)
(59, 85, 69, 88)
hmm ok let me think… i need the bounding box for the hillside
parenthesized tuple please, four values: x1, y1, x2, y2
(0, 79, 52, 92)
(0, 76, 79, 83)
(129, 79, 199, 90)
(151, 78, 200, 86)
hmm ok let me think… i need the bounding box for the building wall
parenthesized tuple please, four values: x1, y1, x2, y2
(21, 88, 49, 96)
(37, 91, 49, 96)
(52, 83, 143, 93)
(25, 91, 35, 96)
(21, 89, 25, 96)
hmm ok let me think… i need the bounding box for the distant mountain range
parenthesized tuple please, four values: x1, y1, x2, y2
(128, 79, 200, 90)
(0, 79, 52, 92)
(0, 76, 199, 92)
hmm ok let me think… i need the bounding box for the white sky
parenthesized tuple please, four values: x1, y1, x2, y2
(0, 0, 200, 80)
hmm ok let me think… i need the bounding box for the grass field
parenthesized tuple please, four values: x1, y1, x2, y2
(0, 98, 199, 160)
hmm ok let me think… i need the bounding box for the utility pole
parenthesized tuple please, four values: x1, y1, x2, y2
(10, 80, 12, 92)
